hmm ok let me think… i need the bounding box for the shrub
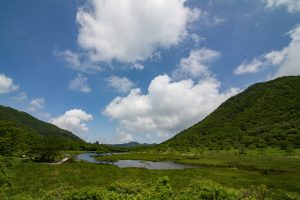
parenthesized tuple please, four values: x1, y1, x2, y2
(179, 178, 242, 200)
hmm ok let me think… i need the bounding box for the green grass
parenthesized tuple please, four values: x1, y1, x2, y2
(95, 150, 300, 173)
(0, 152, 299, 199)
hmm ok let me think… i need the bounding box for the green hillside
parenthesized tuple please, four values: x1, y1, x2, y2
(0, 105, 82, 141)
(0, 105, 86, 158)
(161, 76, 300, 151)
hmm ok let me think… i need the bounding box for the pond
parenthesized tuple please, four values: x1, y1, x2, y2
(76, 152, 197, 170)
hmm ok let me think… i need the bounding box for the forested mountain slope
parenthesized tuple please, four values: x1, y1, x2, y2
(162, 76, 300, 151)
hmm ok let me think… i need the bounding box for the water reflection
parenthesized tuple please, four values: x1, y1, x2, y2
(76, 152, 196, 170)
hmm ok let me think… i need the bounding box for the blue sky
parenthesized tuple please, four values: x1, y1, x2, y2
(0, 0, 300, 144)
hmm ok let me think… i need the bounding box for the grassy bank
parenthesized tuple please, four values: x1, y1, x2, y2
(2, 162, 300, 199)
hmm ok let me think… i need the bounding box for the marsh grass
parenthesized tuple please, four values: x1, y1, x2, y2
(95, 149, 300, 173)
(1, 149, 300, 199)
(0, 156, 298, 199)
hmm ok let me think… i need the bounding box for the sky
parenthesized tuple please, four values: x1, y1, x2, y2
(0, 0, 300, 144)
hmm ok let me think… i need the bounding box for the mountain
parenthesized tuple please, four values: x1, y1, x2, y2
(0, 105, 82, 141)
(0, 105, 85, 156)
(161, 76, 300, 151)
(111, 142, 155, 148)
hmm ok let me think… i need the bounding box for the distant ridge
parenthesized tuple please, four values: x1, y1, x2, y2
(110, 141, 155, 148)
(161, 76, 300, 151)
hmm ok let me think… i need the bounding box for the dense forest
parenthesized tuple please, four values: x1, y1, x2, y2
(160, 76, 300, 152)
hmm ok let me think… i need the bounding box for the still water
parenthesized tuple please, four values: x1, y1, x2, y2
(76, 152, 196, 170)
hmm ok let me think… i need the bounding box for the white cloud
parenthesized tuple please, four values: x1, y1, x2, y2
(234, 25, 300, 77)
(104, 48, 239, 140)
(199, 10, 225, 27)
(107, 76, 134, 93)
(30, 98, 45, 110)
(49, 109, 93, 133)
(264, 0, 300, 13)
(0, 73, 19, 94)
(27, 97, 50, 120)
(69, 73, 91, 93)
(264, 48, 289, 65)
(55, 49, 102, 73)
(104, 75, 239, 139)
(12, 92, 27, 102)
(234, 59, 264, 75)
(173, 48, 220, 79)
(208, 16, 225, 26)
(275, 25, 300, 77)
(130, 63, 145, 70)
(190, 33, 205, 44)
(116, 128, 134, 143)
(76, 0, 199, 63)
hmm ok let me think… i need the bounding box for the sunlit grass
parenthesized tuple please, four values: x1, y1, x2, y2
(1, 152, 298, 199)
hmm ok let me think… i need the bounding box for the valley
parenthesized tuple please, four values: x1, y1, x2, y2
(1, 76, 300, 199)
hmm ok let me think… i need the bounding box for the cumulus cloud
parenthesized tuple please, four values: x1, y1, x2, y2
(69, 73, 91, 93)
(54, 49, 102, 73)
(104, 48, 239, 141)
(234, 25, 300, 77)
(76, 0, 199, 63)
(264, 48, 289, 65)
(173, 48, 220, 79)
(107, 76, 134, 93)
(264, 0, 300, 13)
(275, 25, 300, 77)
(104, 75, 239, 139)
(234, 59, 264, 75)
(49, 109, 93, 133)
(0, 73, 19, 94)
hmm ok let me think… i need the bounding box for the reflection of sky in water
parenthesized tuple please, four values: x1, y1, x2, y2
(76, 153, 197, 170)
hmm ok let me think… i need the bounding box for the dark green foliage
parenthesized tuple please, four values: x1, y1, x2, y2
(0, 105, 86, 157)
(0, 158, 11, 188)
(0, 121, 41, 156)
(0, 105, 112, 158)
(0, 105, 82, 141)
(0, 157, 12, 200)
(162, 76, 300, 151)
(27, 137, 63, 161)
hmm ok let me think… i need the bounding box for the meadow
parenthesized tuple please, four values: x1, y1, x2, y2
(95, 149, 300, 173)
(1, 148, 299, 199)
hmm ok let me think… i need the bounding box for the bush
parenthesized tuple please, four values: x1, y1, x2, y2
(8, 176, 280, 200)
(242, 184, 269, 200)
(180, 178, 242, 200)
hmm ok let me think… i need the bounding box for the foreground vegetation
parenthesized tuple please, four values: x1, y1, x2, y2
(1, 148, 299, 199)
